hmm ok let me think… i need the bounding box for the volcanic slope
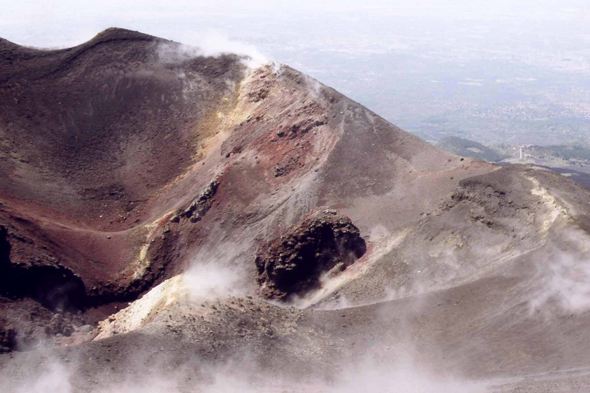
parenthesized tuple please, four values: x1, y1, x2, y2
(2, 29, 590, 392)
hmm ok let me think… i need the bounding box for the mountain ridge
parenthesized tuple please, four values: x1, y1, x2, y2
(1, 28, 590, 392)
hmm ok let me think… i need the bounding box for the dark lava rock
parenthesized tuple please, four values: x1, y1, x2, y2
(180, 180, 219, 223)
(0, 322, 16, 354)
(273, 155, 302, 178)
(255, 210, 366, 300)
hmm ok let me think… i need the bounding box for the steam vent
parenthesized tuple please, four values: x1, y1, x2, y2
(2, 28, 590, 392)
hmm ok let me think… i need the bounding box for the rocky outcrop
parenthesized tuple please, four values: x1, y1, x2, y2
(255, 210, 366, 300)
(178, 180, 219, 223)
(0, 319, 16, 354)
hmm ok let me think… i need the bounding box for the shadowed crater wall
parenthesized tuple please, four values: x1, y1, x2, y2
(0, 226, 86, 312)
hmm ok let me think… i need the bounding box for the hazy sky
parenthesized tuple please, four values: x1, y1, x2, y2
(3, 0, 590, 48)
(3, 0, 590, 145)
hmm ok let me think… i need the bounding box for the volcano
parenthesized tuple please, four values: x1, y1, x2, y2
(2, 28, 590, 392)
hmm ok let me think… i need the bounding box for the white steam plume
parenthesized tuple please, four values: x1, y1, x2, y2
(158, 31, 269, 68)
(182, 261, 242, 301)
(530, 226, 590, 314)
(12, 360, 72, 393)
(183, 241, 250, 300)
(3, 353, 488, 393)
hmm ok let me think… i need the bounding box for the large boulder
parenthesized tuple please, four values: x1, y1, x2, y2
(255, 210, 366, 300)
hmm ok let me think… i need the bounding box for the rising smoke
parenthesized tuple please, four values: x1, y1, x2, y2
(157, 31, 269, 69)
(1, 349, 487, 393)
(530, 226, 590, 314)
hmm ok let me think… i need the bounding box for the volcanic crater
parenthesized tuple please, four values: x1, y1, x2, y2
(1, 28, 590, 392)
